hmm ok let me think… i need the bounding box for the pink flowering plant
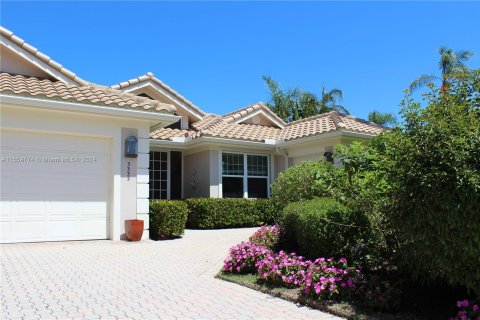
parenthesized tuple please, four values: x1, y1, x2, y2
(303, 257, 361, 300)
(223, 241, 272, 274)
(256, 250, 310, 287)
(449, 299, 480, 320)
(249, 225, 281, 249)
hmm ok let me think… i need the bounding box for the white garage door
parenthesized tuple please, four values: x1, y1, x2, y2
(1, 130, 110, 243)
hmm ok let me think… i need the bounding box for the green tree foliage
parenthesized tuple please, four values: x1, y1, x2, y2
(410, 47, 474, 91)
(262, 76, 348, 122)
(385, 72, 480, 292)
(368, 110, 397, 126)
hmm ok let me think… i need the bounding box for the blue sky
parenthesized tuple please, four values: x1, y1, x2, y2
(2, 1, 479, 120)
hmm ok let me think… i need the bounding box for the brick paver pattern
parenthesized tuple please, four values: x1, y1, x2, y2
(1, 228, 342, 320)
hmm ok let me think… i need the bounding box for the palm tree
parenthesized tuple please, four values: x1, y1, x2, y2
(410, 47, 474, 91)
(318, 86, 349, 115)
(262, 75, 299, 121)
(262, 76, 349, 122)
(368, 110, 397, 126)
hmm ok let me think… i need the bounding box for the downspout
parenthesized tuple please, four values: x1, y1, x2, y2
(275, 146, 289, 172)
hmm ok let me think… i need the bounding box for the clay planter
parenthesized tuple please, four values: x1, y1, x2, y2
(125, 219, 144, 241)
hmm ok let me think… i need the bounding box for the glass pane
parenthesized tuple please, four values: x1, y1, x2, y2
(222, 153, 244, 176)
(222, 177, 244, 198)
(149, 151, 169, 200)
(247, 178, 268, 198)
(247, 155, 268, 176)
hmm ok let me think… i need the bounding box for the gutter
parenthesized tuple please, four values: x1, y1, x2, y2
(149, 129, 377, 149)
(0, 94, 181, 123)
(150, 136, 278, 149)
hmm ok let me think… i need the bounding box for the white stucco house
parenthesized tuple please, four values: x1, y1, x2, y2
(0, 26, 384, 243)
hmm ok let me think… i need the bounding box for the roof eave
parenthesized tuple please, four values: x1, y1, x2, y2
(1, 93, 181, 123)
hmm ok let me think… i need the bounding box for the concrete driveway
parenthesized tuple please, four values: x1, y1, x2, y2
(1, 228, 341, 320)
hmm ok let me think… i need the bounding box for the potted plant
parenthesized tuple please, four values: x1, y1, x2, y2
(125, 219, 144, 241)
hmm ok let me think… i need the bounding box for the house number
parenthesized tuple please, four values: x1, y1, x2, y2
(127, 161, 131, 181)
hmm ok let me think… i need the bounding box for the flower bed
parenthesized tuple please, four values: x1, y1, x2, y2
(223, 241, 272, 274)
(256, 251, 309, 287)
(449, 299, 480, 320)
(223, 226, 360, 301)
(249, 224, 280, 249)
(304, 257, 361, 300)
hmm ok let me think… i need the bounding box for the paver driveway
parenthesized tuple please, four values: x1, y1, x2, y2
(1, 228, 342, 320)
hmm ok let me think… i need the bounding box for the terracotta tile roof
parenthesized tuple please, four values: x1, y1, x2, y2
(111, 72, 206, 116)
(1, 26, 89, 86)
(280, 113, 337, 140)
(339, 115, 385, 135)
(150, 128, 198, 140)
(200, 121, 281, 142)
(0, 73, 176, 113)
(221, 102, 286, 127)
(280, 112, 384, 141)
(151, 109, 384, 143)
(191, 114, 224, 130)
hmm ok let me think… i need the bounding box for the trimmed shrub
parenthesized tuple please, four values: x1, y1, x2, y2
(185, 198, 276, 229)
(280, 197, 373, 262)
(149, 200, 188, 240)
(270, 161, 346, 210)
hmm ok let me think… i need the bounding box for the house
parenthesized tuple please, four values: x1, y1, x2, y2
(0, 26, 384, 243)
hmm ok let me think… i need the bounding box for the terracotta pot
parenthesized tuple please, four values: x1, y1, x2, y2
(125, 219, 144, 241)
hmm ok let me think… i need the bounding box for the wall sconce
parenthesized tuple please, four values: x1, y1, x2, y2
(125, 136, 138, 158)
(324, 151, 334, 163)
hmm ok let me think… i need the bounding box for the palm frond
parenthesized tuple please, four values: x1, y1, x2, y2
(409, 74, 438, 91)
(331, 105, 350, 115)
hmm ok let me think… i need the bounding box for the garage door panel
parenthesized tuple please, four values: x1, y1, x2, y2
(78, 220, 107, 237)
(1, 130, 111, 243)
(14, 221, 45, 240)
(0, 222, 11, 241)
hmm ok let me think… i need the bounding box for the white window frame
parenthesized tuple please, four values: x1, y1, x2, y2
(220, 152, 270, 199)
(149, 150, 170, 200)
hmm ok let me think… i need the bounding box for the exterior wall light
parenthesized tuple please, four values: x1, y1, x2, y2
(125, 136, 138, 158)
(324, 151, 334, 163)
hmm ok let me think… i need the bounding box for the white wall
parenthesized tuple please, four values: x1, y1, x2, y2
(1, 103, 151, 240)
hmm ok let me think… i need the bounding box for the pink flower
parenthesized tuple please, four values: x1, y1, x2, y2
(473, 304, 479, 311)
(457, 300, 469, 308)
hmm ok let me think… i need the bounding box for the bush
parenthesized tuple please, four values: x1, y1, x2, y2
(280, 197, 373, 262)
(223, 242, 272, 274)
(249, 225, 280, 249)
(270, 161, 345, 210)
(382, 73, 480, 292)
(149, 200, 188, 240)
(185, 198, 276, 229)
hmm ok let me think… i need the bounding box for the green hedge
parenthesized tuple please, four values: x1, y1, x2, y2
(270, 161, 345, 210)
(281, 197, 373, 261)
(185, 198, 277, 229)
(149, 200, 188, 240)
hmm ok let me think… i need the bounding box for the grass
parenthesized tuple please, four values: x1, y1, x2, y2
(216, 271, 426, 320)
